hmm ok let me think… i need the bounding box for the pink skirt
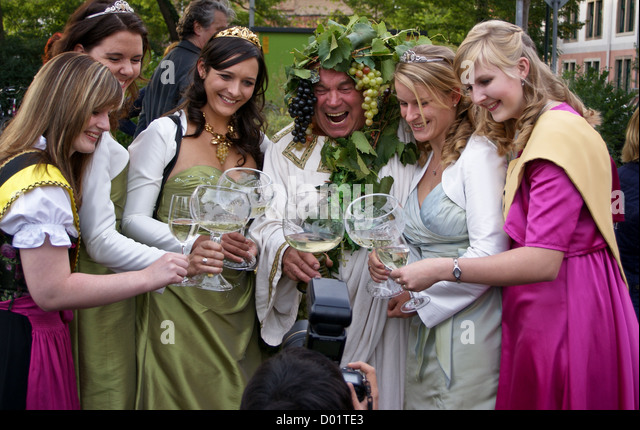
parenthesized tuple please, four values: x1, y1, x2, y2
(0, 295, 80, 410)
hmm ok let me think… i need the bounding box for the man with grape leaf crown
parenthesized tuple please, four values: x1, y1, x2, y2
(249, 16, 428, 409)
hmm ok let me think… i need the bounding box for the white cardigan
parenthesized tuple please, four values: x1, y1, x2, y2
(401, 134, 509, 328)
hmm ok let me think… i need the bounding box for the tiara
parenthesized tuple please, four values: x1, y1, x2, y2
(85, 1, 134, 20)
(400, 50, 446, 64)
(214, 26, 262, 49)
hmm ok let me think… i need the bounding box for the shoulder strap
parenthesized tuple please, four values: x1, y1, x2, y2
(0, 150, 41, 188)
(153, 114, 183, 219)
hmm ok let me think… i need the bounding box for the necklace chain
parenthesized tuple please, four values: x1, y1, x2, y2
(202, 112, 234, 164)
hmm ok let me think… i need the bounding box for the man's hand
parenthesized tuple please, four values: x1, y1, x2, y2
(281, 247, 329, 283)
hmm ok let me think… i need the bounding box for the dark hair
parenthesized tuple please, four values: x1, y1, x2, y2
(45, 0, 149, 127)
(180, 35, 267, 169)
(240, 347, 354, 410)
(177, 0, 236, 40)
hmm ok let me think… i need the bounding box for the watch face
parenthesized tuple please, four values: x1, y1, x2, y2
(453, 267, 461, 278)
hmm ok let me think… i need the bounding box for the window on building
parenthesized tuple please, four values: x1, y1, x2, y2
(617, 0, 636, 33)
(584, 60, 601, 73)
(586, 0, 603, 39)
(615, 58, 633, 91)
(564, 8, 580, 41)
(563, 61, 577, 74)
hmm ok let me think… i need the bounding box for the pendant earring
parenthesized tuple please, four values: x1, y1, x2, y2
(521, 79, 525, 86)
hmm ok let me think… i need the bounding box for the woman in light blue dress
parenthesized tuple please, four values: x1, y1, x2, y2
(370, 44, 508, 409)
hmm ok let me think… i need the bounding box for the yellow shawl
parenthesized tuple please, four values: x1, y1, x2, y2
(503, 109, 624, 280)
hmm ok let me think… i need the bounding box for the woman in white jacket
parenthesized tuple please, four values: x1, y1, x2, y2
(369, 44, 508, 409)
(45, 1, 220, 410)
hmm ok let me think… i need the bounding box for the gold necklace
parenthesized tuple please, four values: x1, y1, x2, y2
(202, 112, 234, 164)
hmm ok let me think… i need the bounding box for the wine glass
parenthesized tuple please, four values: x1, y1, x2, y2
(190, 185, 251, 291)
(282, 187, 344, 285)
(344, 193, 405, 298)
(376, 235, 430, 312)
(217, 167, 275, 270)
(167, 194, 200, 286)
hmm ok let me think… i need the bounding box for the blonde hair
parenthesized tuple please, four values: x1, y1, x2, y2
(394, 44, 476, 167)
(621, 108, 639, 163)
(0, 52, 123, 205)
(453, 20, 600, 156)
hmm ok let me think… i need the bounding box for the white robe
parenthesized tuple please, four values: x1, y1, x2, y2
(249, 122, 416, 410)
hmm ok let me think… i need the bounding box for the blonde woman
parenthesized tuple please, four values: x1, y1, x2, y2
(0, 52, 187, 410)
(368, 44, 508, 409)
(392, 20, 638, 410)
(46, 0, 220, 410)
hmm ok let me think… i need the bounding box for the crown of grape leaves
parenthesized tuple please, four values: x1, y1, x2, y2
(284, 16, 430, 258)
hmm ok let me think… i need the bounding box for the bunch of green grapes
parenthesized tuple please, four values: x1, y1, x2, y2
(348, 62, 389, 127)
(287, 79, 316, 147)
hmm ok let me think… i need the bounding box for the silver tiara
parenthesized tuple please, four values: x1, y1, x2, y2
(85, 0, 134, 20)
(400, 50, 446, 64)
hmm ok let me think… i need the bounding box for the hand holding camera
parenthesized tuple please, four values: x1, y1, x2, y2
(343, 361, 378, 410)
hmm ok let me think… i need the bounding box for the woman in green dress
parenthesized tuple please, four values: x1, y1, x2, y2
(122, 27, 271, 410)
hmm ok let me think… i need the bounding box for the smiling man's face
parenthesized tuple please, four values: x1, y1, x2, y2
(312, 68, 366, 138)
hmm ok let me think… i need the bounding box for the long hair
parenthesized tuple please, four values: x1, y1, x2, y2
(45, 0, 149, 129)
(453, 20, 600, 156)
(394, 44, 476, 167)
(179, 35, 268, 169)
(0, 52, 123, 206)
(621, 108, 639, 163)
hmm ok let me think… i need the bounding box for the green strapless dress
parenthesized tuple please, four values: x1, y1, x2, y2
(70, 166, 136, 410)
(134, 166, 263, 410)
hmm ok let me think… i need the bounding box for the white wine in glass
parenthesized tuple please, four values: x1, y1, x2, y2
(344, 193, 405, 298)
(167, 194, 199, 286)
(190, 185, 251, 291)
(282, 188, 344, 285)
(217, 167, 275, 270)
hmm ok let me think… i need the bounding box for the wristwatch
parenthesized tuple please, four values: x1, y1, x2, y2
(452, 258, 461, 283)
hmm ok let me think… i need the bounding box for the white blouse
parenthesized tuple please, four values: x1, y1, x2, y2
(0, 137, 77, 250)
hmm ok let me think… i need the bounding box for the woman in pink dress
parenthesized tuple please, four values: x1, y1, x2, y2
(390, 20, 639, 410)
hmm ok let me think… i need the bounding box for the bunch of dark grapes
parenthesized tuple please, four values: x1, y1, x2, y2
(288, 79, 316, 148)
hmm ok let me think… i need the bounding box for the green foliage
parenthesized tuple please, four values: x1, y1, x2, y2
(284, 16, 422, 260)
(0, 36, 48, 90)
(285, 16, 424, 198)
(564, 67, 638, 165)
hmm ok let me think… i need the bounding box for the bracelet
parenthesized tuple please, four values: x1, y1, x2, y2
(452, 258, 461, 283)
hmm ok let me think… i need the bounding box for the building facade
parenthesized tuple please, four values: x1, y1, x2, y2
(558, 0, 638, 92)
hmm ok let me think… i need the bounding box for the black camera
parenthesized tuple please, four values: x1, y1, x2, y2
(282, 277, 352, 362)
(281, 278, 367, 400)
(341, 366, 367, 402)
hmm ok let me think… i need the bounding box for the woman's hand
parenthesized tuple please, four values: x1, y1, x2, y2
(390, 258, 447, 292)
(187, 235, 224, 277)
(368, 250, 389, 283)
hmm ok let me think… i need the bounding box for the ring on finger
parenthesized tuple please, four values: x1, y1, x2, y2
(202, 257, 208, 264)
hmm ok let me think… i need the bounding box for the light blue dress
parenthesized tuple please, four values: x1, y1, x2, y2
(402, 184, 502, 410)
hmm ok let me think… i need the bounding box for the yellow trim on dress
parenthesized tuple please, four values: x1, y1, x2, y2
(0, 152, 81, 270)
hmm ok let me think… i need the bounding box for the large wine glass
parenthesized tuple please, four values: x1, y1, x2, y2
(190, 185, 251, 291)
(282, 188, 344, 289)
(167, 194, 199, 287)
(344, 193, 405, 298)
(376, 235, 430, 312)
(217, 167, 275, 270)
